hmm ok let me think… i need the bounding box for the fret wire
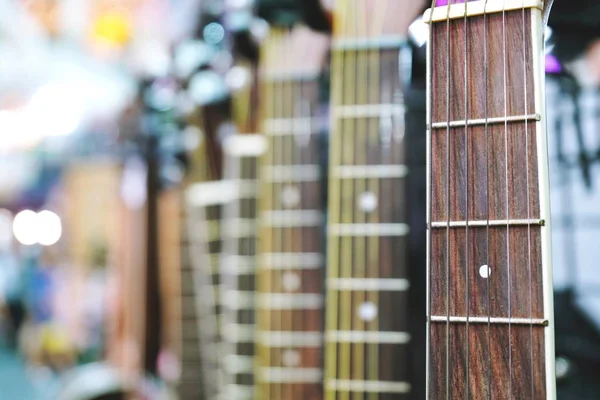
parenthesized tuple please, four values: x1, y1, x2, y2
(333, 164, 408, 179)
(262, 165, 321, 182)
(429, 113, 539, 129)
(261, 210, 322, 227)
(259, 367, 322, 383)
(430, 316, 548, 326)
(257, 331, 323, 347)
(260, 253, 323, 269)
(334, 103, 405, 119)
(328, 278, 410, 291)
(327, 380, 412, 394)
(430, 218, 544, 228)
(264, 117, 319, 135)
(326, 331, 411, 344)
(329, 223, 409, 236)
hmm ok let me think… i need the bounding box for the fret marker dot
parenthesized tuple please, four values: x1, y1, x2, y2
(479, 265, 491, 279)
(358, 192, 378, 213)
(282, 272, 301, 292)
(281, 185, 301, 208)
(282, 349, 301, 367)
(358, 302, 378, 322)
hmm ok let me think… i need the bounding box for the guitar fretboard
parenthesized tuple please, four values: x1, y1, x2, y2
(425, 2, 555, 398)
(220, 134, 266, 399)
(183, 180, 235, 400)
(324, 43, 411, 397)
(256, 74, 326, 400)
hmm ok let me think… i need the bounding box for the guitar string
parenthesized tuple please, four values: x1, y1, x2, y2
(444, 1, 452, 398)
(355, 2, 368, 394)
(324, 1, 344, 397)
(501, 1, 513, 398)
(521, 1, 535, 397)
(462, 1, 470, 398)
(482, 1, 491, 399)
(368, 3, 390, 397)
(338, 1, 356, 396)
(426, 1, 437, 398)
(283, 28, 294, 400)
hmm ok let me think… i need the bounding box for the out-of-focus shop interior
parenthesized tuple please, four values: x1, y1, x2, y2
(1, 0, 600, 399)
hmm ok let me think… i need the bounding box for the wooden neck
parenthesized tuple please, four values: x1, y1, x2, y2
(425, 1, 555, 398)
(219, 133, 266, 399)
(256, 72, 326, 400)
(324, 31, 413, 400)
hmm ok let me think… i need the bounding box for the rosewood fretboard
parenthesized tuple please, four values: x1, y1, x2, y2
(324, 42, 412, 400)
(425, 1, 555, 398)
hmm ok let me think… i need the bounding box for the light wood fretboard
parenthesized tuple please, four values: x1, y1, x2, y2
(324, 1, 415, 398)
(256, 25, 330, 400)
(425, 1, 555, 398)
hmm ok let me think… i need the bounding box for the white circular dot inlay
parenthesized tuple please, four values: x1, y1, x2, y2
(282, 349, 301, 367)
(281, 185, 301, 208)
(479, 265, 491, 279)
(358, 192, 378, 213)
(282, 272, 301, 292)
(358, 302, 378, 322)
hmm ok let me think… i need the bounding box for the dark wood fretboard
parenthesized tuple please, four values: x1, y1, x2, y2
(425, 1, 555, 398)
(324, 41, 412, 400)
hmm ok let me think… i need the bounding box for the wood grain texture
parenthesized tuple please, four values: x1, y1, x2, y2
(427, 7, 550, 399)
(256, 71, 326, 399)
(326, 46, 412, 397)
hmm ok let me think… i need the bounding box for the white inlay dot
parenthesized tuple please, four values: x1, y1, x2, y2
(282, 349, 301, 367)
(479, 265, 491, 279)
(358, 302, 378, 322)
(358, 192, 378, 213)
(282, 272, 301, 292)
(281, 185, 301, 208)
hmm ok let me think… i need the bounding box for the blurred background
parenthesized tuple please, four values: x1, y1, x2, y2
(0, 0, 599, 399)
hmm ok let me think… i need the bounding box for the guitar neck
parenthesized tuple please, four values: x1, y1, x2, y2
(324, 36, 412, 399)
(425, 1, 555, 398)
(256, 26, 328, 400)
(182, 180, 236, 400)
(220, 134, 267, 399)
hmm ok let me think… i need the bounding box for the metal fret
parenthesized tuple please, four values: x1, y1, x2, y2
(223, 133, 267, 157)
(186, 181, 236, 207)
(257, 331, 323, 347)
(333, 165, 408, 179)
(328, 223, 410, 237)
(226, 385, 254, 399)
(326, 331, 411, 344)
(221, 219, 257, 238)
(261, 253, 323, 269)
(429, 316, 548, 326)
(261, 210, 322, 227)
(429, 113, 540, 129)
(332, 35, 407, 51)
(262, 165, 320, 182)
(334, 104, 405, 119)
(224, 355, 254, 374)
(423, 0, 542, 23)
(327, 380, 411, 394)
(260, 71, 320, 82)
(257, 293, 323, 309)
(221, 255, 256, 275)
(328, 278, 410, 291)
(430, 218, 545, 228)
(264, 117, 319, 135)
(259, 367, 322, 383)
(223, 291, 255, 310)
(223, 323, 254, 343)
